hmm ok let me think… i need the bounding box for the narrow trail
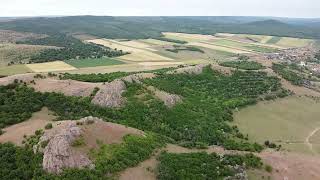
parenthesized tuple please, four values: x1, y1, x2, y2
(305, 127, 320, 155)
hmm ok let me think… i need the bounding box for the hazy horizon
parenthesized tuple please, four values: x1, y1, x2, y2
(1, 0, 319, 18)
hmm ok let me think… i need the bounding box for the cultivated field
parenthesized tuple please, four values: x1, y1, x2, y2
(0, 64, 32, 76)
(26, 61, 77, 72)
(163, 32, 216, 42)
(65, 57, 125, 68)
(188, 42, 250, 54)
(234, 96, 320, 155)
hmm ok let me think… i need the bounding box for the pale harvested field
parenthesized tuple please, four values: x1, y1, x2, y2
(26, 61, 77, 72)
(237, 34, 273, 43)
(88, 39, 170, 61)
(188, 42, 251, 54)
(139, 38, 176, 46)
(116, 40, 151, 49)
(138, 61, 183, 66)
(275, 37, 313, 48)
(0, 107, 56, 145)
(88, 39, 144, 53)
(234, 96, 320, 155)
(61, 63, 180, 74)
(163, 32, 216, 42)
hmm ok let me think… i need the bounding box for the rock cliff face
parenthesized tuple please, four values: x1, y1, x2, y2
(91, 80, 126, 108)
(147, 86, 182, 107)
(36, 121, 93, 174)
(168, 64, 208, 75)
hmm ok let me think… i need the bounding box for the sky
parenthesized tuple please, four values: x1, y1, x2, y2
(1, 0, 319, 18)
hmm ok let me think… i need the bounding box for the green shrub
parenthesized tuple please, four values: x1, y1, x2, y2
(265, 165, 273, 173)
(45, 123, 53, 129)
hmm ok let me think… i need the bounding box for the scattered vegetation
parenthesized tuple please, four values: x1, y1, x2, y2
(154, 37, 188, 44)
(166, 45, 204, 53)
(272, 63, 304, 85)
(219, 61, 265, 70)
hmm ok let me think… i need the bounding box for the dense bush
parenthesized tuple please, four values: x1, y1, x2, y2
(60, 71, 132, 83)
(0, 84, 44, 128)
(219, 61, 265, 70)
(157, 152, 263, 180)
(0, 143, 43, 180)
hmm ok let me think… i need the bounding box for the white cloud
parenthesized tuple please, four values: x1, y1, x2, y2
(0, 0, 319, 18)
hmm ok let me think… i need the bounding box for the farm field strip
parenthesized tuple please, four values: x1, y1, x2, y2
(139, 38, 176, 46)
(26, 61, 77, 72)
(88, 38, 174, 62)
(188, 42, 252, 54)
(274, 37, 313, 48)
(162, 32, 217, 42)
(65, 57, 125, 68)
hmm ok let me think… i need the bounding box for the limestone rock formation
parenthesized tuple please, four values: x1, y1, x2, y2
(147, 86, 182, 107)
(168, 64, 208, 75)
(91, 79, 126, 108)
(36, 121, 94, 174)
(121, 73, 155, 83)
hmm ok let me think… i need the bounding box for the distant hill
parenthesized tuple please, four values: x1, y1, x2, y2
(0, 16, 319, 39)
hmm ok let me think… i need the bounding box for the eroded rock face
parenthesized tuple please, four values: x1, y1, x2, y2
(121, 73, 155, 84)
(91, 80, 126, 108)
(37, 121, 93, 174)
(147, 86, 182, 108)
(168, 64, 208, 75)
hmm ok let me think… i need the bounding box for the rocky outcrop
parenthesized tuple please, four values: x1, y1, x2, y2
(168, 64, 208, 75)
(36, 121, 94, 174)
(121, 73, 155, 83)
(91, 80, 126, 108)
(147, 86, 182, 108)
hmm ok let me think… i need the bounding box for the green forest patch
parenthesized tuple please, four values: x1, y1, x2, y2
(65, 57, 125, 68)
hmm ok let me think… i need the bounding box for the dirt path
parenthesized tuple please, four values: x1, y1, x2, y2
(305, 127, 320, 154)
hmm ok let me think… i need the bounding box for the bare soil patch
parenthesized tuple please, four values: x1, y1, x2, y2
(0, 107, 56, 145)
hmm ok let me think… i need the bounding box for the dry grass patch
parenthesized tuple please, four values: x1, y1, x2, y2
(0, 43, 51, 66)
(0, 107, 56, 145)
(233, 96, 320, 155)
(275, 37, 313, 48)
(163, 32, 216, 42)
(26, 61, 77, 72)
(119, 51, 173, 62)
(140, 38, 176, 46)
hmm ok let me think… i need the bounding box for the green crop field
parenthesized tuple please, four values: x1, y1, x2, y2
(0, 64, 32, 76)
(65, 57, 125, 68)
(209, 39, 278, 53)
(233, 96, 320, 155)
(266, 36, 282, 44)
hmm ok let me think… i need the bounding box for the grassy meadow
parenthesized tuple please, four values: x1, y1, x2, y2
(233, 96, 320, 155)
